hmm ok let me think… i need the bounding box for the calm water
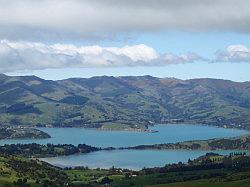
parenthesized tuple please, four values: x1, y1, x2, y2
(1, 124, 249, 169)
(0, 124, 248, 147)
(41, 149, 250, 170)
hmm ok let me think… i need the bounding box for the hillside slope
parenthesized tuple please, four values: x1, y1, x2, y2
(0, 74, 250, 130)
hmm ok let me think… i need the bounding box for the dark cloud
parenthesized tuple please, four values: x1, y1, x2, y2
(0, 0, 250, 41)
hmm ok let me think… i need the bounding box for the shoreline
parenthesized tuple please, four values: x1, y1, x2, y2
(1, 134, 249, 158)
(36, 122, 250, 133)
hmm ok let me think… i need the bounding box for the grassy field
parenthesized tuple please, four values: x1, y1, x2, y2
(147, 178, 250, 187)
(0, 150, 250, 186)
(66, 169, 109, 185)
(112, 169, 250, 187)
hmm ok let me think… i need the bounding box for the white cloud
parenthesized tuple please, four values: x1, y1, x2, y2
(0, 40, 203, 73)
(215, 44, 250, 63)
(105, 45, 158, 62)
(2, 40, 249, 73)
(0, 0, 250, 40)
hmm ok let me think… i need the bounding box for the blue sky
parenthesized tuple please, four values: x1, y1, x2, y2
(11, 61, 249, 82)
(65, 31, 250, 57)
(98, 31, 250, 55)
(1, 0, 250, 81)
(135, 32, 250, 56)
(7, 31, 250, 82)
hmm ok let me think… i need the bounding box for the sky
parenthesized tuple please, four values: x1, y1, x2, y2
(1, 0, 250, 81)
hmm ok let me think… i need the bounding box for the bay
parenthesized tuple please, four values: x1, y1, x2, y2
(41, 149, 250, 170)
(1, 124, 249, 170)
(0, 124, 248, 147)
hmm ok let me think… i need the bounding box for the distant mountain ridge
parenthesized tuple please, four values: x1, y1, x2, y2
(0, 73, 250, 130)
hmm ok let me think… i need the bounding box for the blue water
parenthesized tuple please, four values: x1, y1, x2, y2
(0, 124, 248, 147)
(41, 149, 250, 170)
(1, 124, 249, 169)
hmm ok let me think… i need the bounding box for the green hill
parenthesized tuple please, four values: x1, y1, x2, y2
(0, 74, 250, 130)
(0, 153, 70, 186)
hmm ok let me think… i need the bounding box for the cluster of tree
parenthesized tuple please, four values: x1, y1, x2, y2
(0, 127, 51, 140)
(0, 143, 100, 157)
(59, 95, 89, 105)
(123, 135, 250, 151)
(0, 127, 12, 139)
(139, 153, 250, 176)
(1, 154, 70, 187)
(123, 142, 202, 150)
(5, 103, 42, 115)
(229, 152, 247, 157)
(208, 137, 250, 150)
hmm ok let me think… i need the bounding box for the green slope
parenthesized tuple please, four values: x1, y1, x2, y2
(0, 74, 250, 130)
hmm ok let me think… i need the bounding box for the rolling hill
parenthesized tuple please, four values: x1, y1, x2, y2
(0, 74, 250, 130)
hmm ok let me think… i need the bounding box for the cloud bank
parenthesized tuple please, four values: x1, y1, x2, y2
(0, 40, 204, 73)
(215, 45, 250, 63)
(1, 40, 250, 73)
(0, 0, 250, 40)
